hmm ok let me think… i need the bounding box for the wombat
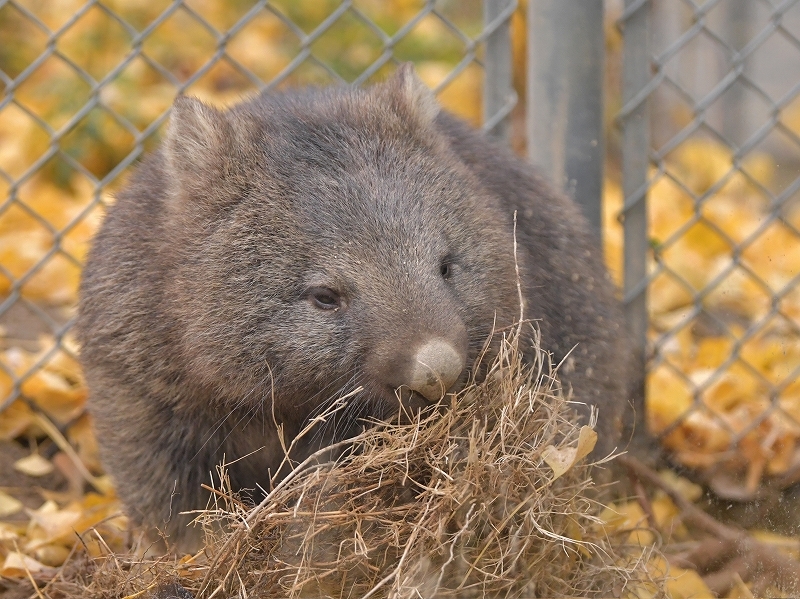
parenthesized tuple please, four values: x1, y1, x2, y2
(77, 65, 630, 551)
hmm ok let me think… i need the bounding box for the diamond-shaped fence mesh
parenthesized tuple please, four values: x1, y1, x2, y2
(619, 0, 800, 496)
(4, 0, 800, 500)
(0, 0, 518, 459)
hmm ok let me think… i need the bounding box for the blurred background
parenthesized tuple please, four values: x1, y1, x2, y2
(0, 0, 799, 575)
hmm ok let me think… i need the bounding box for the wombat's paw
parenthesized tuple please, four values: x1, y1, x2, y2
(149, 582, 193, 599)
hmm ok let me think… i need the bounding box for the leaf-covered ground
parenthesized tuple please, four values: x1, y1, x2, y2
(604, 141, 800, 498)
(1, 1, 800, 597)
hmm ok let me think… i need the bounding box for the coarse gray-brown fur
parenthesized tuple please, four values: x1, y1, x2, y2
(76, 65, 630, 551)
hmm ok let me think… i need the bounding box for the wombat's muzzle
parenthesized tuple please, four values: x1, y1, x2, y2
(407, 338, 465, 402)
(408, 339, 465, 401)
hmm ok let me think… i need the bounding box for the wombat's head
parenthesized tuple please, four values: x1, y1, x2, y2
(162, 65, 520, 443)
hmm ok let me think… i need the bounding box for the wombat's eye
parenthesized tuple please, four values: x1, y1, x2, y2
(307, 287, 342, 311)
(440, 257, 455, 280)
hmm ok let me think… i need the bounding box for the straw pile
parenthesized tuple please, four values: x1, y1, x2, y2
(11, 325, 661, 599)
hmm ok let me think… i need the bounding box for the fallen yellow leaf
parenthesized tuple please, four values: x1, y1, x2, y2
(0, 400, 35, 441)
(541, 425, 597, 479)
(33, 543, 72, 567)
(14, 453, 54, 477)
(0, 522, 21, 541)
(664, 562, 715, 599)
(0, 551, 53, 578)
(647, 365, 694, 434)
(0, 491, 23, 517)
(609, 501, 654, 546)
(24, 500, 81, 547)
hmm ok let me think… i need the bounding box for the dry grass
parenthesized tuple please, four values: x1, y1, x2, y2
(11, 324, 663, 599)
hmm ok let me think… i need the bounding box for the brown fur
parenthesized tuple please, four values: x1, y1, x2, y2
(77, 66, 630, 550)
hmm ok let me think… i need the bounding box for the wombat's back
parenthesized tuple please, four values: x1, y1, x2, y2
(437, 114, 630, 436)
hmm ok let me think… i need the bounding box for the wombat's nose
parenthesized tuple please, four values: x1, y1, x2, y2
(408, 339, 465, 402)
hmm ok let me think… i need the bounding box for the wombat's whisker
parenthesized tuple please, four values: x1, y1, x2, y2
(308, 371, 368, 446)
(302, 373, 362, 431)
(200, 404, 260, 460)
(282, 386, 366, 471)
(306, 371, 361, 412)
(334, 382, 372, 439)
(196, 374, 275, 457)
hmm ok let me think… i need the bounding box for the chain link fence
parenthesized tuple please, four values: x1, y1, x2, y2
(619, 0, 800, 497)
(3, 0, 800, 501)
(0, 0, 518, 465)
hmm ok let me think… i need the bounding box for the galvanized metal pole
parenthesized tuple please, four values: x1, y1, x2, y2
(722, 0, 753, 149)
(526, 0, 605, 236)
(483, 0, 517, 140)
(620, 0, 651, 450)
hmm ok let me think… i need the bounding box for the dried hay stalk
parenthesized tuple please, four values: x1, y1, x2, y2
(188, 324, 656, 598)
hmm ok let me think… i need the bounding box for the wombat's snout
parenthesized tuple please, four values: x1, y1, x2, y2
(407, 338, 466, 401)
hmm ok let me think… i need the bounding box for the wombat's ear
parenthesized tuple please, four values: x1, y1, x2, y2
(386, 62, 440, 125)
(164, 96, 239, 204)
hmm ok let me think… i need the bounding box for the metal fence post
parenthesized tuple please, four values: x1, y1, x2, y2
(619, 0, 651, 449)
(526, 0, 605, 236)
(721, 0, 753, 149)
(483, 0, 517, 140)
